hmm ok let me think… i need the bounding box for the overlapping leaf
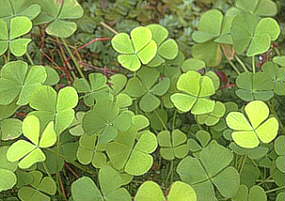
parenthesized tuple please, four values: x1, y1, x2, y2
(171, 71, 216, 114)
(0, 16, 32, 56)
(235, 0, 278, 16)
(7, 115, 57, 169)
(0, 61, 47, 105)
(177, 141, 240, 201)
(157, 129, 189, 160)
(274, 136, 285, 173)
(226, 101, 279, 148)
(71, 167, 132, 201)
(29, 85, 78, 134)
(112, 26, 157, 71)
(33, 0, 84, 38)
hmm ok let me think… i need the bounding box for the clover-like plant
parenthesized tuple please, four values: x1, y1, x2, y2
(83, 97, 133, 144)
(226, 101, 279, 148)
(231, 13, 280, 56)
(73, 73, 109, 106)
(111, 26, 157, 71)
(187, 130, 211, 153)
(157, 129, 189, 160)
(18, 170, 57, 201)
(71, 167, 132, 201)
(134, 181, 197, 201)
(196, 101, 226, 126)
(7, 115, 56, 169)
(274, 136, 285, 173)
(124, 67, 170, 112)
(235, 0, 277, 17)
(171, 71, 216, 114)
(0, 0, 41, 20)
(177, 141, 240, 201)
(146, 24, 178, 67)
(263, 62, 285, 96)
(107, 128, 157, 176)
(0, 61, 47, 105)
(0, 16, 32, 56)
(235, 72, 274, 101)
(232, 185, 267, 201)
(76, 134, 107, 168)
(29, 85, 78, 134)
(33, 0, 84, 38)
(0, 146, 17, 192)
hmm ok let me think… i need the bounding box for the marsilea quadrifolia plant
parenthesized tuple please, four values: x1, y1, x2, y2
(0, 0, 284, 201)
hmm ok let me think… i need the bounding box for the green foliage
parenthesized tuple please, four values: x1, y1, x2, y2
(134, 181, 197, 201)
(170, 71, 216, 114)
(0, 16, 32, 57)
(7, 115, 56, 169)
(226, 101, 279, 148)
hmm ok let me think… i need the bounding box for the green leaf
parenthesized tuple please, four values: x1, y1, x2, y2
(43, 66, 60, 86)
(177, 141, 239, 201)
(0, 118, 22, 140)
(135, 181, 197, 201)
(171, 71, 215, 114)
(0, 61, 47, 105)
(29, 86, 78, 134)
(274, 136, 285, 173)
(7, 115, 56, 169)
(112, 26, 157, 71)
(235, 0, 277, 16)
(232, 185, 267, 201)
(192, 9, 224, 43)
(263, 62, 285, 96)
(34, 0, 84, 38)
(158, 129, 189, 160)
(181, 59, 206, 72)
(226, 101, 279, 148)
(0, 17, 32, 56)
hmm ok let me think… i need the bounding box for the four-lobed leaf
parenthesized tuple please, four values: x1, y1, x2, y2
(7, 115, 57, 169)
(112, 26, 157, 71)
(171, 71, 216, 114)
(226, 101, 279, 148)
(0, 16, 32, 56)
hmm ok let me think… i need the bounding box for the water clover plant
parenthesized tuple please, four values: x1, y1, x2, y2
(71, 167, 132, 201)
(111, 26, 157, 71)
(226, 101, 279, 148)
(29, 85, 78, 134)
(124, 67, 170, 112)
(274, 136, 285, 173)
(134, 181, 197, 201)
(170, 71, 216, 114)
(231, 13, 280, 56)
(232, 185, 267, 201)
(33, 0, 84, 38)
(0, 16, 32, 56)
(17, 170, 57, 201)
(7, 115, 56, 169)
(0, 60, 47, 105)
(157, 129, 189, 160)
(177, 141, 240, 201)
(235, 0, 277, 17)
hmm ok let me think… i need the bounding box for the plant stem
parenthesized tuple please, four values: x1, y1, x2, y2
(265, 186, 285, 193)
(100, 22, 119, 34)
(61, 39, 86, 79)
(165, 160, 174, 185)
(155, 110, 168, 130)
(235, 56, 249, 72)
(228, 60, 240, 75)
(43, 162, 52, 178)
(172, 110, 177, 130)
(252, 56, 256, 74)
(25, 52, 34, 65)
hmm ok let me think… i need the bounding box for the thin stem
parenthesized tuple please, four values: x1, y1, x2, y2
(235, 56, 249, 72)
(25, 52, 34, 65)
(165, 160, 174, 185)
(228, 60, 240, 75)
(42, 162, 52, 178)
(252, 56, 256, 74)
(61, 39, 86, 79)
(155, 110, 168, 130)
(265, 186, 285, 193)
(172, 111, 177, 131)
(100, 22, 119, 34)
